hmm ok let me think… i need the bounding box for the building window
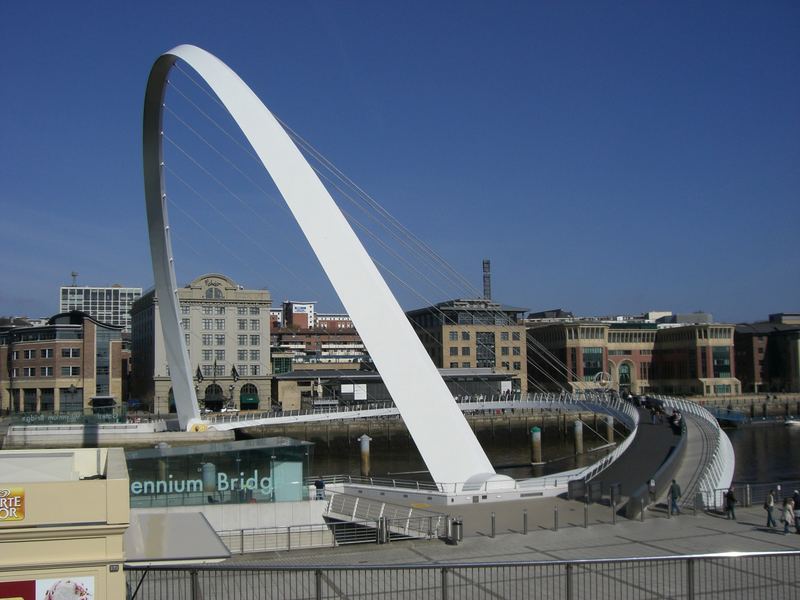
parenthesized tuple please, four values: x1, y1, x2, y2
(215, 319, 225, 330)
(500, 332, 509, 341)
(42, 366, 53, 377)
(250, 335, 260, 346)
(449, 362, 458, 368)
(61, 348, 80, 358)
(512, 331, 521, 341)
(181, 318, 190, 330)
(61, 366, 80, 376)
(215, 350, 225, 361)
(40, 348, 53, 358)
(461, 362, 471, 368)
(202, 319, 213, 330)
(250, 307, 260, 315)
(238, 335, 248, 346)
(185, 333, 191, 346)
(237, 364, 248, 377)
(215, 335, 225, 346)
(501, 347, 509, 356)
(203, 350, 213, 361)
(202, 334, 213, 346)
(512, 347, 521, 356)
(203, 306, 214, 315)
(513, 362, 521, 370)
(501, 361, 510, 369)
(475, 331, 496, 368)
(238, 319, 247, 330)
(449, 331, 458, 341)
(237, 307, 248, 315)
(202, 364, 212, 377)
(11, 351, 18, 360)
(449, 347, 458, 356)
(462, 347, 471, 356)
(23, 367, 36, 377)
(251, 364, 261, 376)
(461, 331, 470, 341)
(582, 347, 603, 381)
(250, 350, 260, 361)
(215, 306, 226, 315)
(10, 368, 18, 378)
(712, 347, 731, 378)
(23, 350, 35, 359)
(250, 319, 260, 331)
(181, 305, 190, 315)
(237, 350, 247, 361)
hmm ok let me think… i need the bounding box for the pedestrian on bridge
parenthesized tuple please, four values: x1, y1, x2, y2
(765, 489, 777, 528)
(669, 480, 681, 515)
(782, 498, 795, 535)
(725, 487, 737, 520)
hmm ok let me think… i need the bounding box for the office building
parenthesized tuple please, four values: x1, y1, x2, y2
(60, 285, 142, 334)
(0, 312, 126, 413)
(406, 298, 528, 393)
(130, 274, 271, 413)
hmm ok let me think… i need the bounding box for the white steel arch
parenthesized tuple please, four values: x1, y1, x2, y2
(143, 45, 507, 486)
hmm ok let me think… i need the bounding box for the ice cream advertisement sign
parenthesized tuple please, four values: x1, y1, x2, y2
(0, 576, 94, 599)
(0, 488, 24, 522)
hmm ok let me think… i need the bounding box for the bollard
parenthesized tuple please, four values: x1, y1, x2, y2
(583, 501, 589, 528)
(531, 427, 543, 464)
(491, 512, 496, 538)
(523, 509, 528, 535)
(358, 434, 372, 477)
(668, 499, 672, 519)
(606, 416, 614, 444)
(746, 484, 751, 507)
(574, 420, 584, 455)
(554, 505, 559, 531)
(640, 498, 645, 522)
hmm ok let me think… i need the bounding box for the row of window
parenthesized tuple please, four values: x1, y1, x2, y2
(200, 363, 261, 377)
(186, 318, 263, 331)
(180, 306, 261, 316)
(197, 349, 263, 361)
(195, 334, 264, 347)
(11, 366, 80, 377)
(448, 346, 521, 356)
(11, 348, 80, 360)
(447, 331, 521, 342)
(447, 361, 522, 370)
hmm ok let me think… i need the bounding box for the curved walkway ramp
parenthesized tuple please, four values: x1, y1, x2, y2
(586, 406, 683, 503)
(658, 395, 735, 508)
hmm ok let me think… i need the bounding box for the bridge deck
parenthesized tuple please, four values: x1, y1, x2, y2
(588, 407, 681, 498)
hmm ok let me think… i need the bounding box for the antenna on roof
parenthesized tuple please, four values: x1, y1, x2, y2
(71, 271, 79, 287)
(482, 260, 491, 300)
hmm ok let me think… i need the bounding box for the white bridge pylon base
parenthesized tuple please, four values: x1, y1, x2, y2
(142, 44, 507, 486)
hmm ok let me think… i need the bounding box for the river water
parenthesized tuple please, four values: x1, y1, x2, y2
(308, 420, 800, 484)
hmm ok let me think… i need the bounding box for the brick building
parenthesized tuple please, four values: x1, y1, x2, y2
(0, 311, 126, 413)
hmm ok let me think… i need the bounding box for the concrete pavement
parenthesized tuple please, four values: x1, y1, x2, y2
(228, 503, 800, 566)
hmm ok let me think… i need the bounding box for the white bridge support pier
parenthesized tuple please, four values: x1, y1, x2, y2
(142, 44, 509, 487)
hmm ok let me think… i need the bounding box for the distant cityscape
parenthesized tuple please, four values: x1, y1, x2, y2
(1, 271, 798, 415)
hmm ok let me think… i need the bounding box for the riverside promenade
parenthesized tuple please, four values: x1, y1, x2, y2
(229, 503, 800, 567)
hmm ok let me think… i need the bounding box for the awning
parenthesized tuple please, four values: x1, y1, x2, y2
(124, 512, 231, 566)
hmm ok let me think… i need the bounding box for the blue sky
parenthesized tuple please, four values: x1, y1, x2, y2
(1, 1, 797, 323)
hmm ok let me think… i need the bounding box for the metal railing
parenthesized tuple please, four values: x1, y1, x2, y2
(657, 396, 736, 507)
(217, 515, 446, 554)
(205, 391, 636, 428)
(125, 550, 800, 599)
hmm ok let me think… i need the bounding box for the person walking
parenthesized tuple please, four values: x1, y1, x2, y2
(793, 490, 800, 533)
(765, 489, 777, 528)
(782, 498, 795, 535)
(669, 479, 681, 515)
(725, 487, 737, 520)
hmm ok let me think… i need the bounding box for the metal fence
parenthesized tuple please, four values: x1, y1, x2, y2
(126, 551, 800, 599)
(217, 515, 448, 554)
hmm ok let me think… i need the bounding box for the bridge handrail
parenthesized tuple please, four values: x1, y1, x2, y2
(656, 395, 735, 507)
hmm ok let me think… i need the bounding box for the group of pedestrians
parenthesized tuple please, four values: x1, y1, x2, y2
(764, 489, 800, 535)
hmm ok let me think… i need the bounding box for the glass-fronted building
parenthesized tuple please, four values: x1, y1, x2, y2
(126, 437, 313, 508)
